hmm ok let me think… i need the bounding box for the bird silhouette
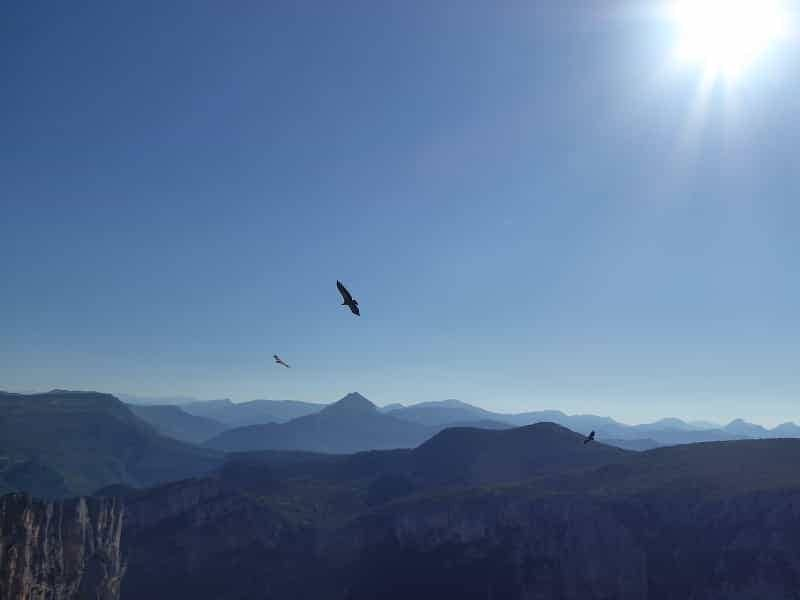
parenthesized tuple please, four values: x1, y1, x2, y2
(584, 430, 595, 444)
(273, 354, 291, 368)
(336, 280, 360, 316)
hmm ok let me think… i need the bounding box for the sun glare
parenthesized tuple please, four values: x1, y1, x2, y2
(671, 0, 789, 80)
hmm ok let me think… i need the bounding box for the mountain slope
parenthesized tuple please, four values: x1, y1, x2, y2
(724, 418, 770, 438)
(0, 390, 222, 497)
(204, 393, 431, 453)
(183, 398, 324, 426)
(222, 421, 630, 494)
(772, 422, 800, 437)
(407, 422, 629, 486)
(387, 399, 499, 425)
(128, 404, 229, 444)
(8, 435, 800, 599)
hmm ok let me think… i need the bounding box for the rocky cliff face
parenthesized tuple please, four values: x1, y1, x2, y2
(329, 493, 648, 600)
(120, 482, 800, 599)
(0, 494, 125, 600)
(4, 468, 800, 599)
(333, 489, 800, 600)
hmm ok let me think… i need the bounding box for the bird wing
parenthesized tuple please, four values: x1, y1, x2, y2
(337, 280, 353, 303)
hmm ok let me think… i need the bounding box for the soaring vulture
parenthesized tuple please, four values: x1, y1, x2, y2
(584, 430, 595, 444)
(336, 280, 360, 316)
(273, 354, 291, 368)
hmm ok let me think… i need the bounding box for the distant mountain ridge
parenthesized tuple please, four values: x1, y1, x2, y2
(0, 390, 222, 497)
(118, 391, 799, 449)
(128, 404, 229, 444)
(182, 398, 324, 426)
(385, 400, 797, 447)
(204, 393, 432, 453)
(119, 390, 800, 450)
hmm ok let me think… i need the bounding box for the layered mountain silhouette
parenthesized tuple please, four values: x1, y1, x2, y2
(0, 390, 222, 497)
(204, 393, 431, 453)
(7, 424, 800, 599)
(182, 398, 324, 426)
(128, 404, 228, 444)
(386, 400, 796, 447)
(226, 421, 629, 492)
(120, 392, 799, 449)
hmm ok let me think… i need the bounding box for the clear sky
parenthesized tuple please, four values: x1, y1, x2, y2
(2, 2, 799, 425)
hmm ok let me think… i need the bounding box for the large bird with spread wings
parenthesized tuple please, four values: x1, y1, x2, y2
(336, 280, 360, 316)
(273, 354, 291, 368)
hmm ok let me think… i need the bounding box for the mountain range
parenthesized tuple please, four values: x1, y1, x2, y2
(127, 404, 229, 444)
(182, 398, 325, 426)
(3, 388, 799, 500)
(5, 422, 800, 599)
(204, 393, 433, 453)
(124, 393, 800, 450)
(0, 390, 222, 497)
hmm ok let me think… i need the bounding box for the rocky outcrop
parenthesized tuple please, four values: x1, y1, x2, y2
(0, 494, 125, 600)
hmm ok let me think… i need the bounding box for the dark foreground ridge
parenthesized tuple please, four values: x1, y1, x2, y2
(4, 428, 800, 599)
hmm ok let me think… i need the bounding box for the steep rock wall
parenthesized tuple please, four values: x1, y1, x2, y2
(0, 494, 124, 600)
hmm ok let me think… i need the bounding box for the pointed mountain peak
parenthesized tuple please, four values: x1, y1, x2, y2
(324, 392, 377, 414)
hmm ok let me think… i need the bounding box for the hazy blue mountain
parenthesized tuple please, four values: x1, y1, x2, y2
(724, 418, 771, 438)
(118, 393, 200, 405)
(204, 393, 431, 453)
(183, 398, 324, 426)
(0, 390, 222, 497)
(772, 422, 800, 437)
(180, 398, 237, 420)
(128, 404, 229, 444)
(616, 426, 746, 446)
(636, 417, 695, 431)
(379, 403, 405, 412)
(388, 399, 499, 425)
(389, 401, 621, 435)
(505, 410, 626, 434)
(688, 419, 722, 429)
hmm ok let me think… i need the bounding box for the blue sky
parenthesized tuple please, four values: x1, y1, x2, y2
(2, 2, 799, 425)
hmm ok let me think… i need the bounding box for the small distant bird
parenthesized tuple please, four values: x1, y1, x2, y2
(273, 354, 291, 368)
(584, 430, 595, 444)
(336, 280, 360, 316)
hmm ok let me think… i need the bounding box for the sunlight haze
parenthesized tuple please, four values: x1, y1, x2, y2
(2, 2, 799, 426)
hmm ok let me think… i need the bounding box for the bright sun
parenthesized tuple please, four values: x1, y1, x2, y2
(671, 0, 789, 80)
